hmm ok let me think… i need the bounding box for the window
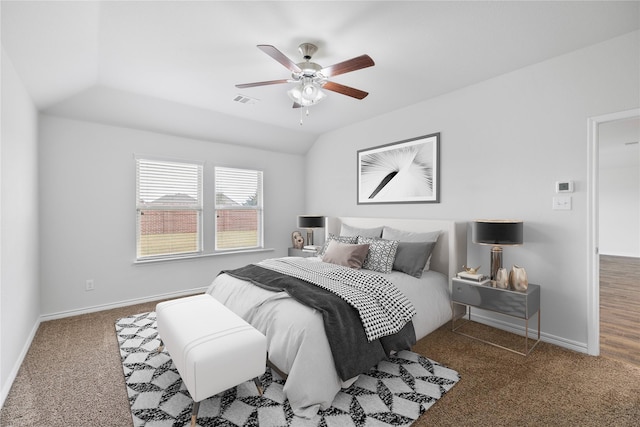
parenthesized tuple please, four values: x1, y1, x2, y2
(136, 157, 203, 259)
(215, 167, 263, 251)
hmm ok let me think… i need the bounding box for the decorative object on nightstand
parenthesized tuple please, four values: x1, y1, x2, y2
(456, 270, 489, 285)
(472, 219, 524, 281)
(456, 265, 489, 286)
(495, 267, 509, 289)
(510, 265, 528, 291)
(462, 265, 481, 274)
(291, 231, 304, 249)
(297, 215, 325, 248)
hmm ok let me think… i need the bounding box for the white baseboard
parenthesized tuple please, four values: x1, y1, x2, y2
(1, 317, 41, 409)
(469, 313, 588, 354)
(40, 287, 209, 322)
(599, 252, 640, 259)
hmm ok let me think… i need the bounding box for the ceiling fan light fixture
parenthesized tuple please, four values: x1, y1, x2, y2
(302, 82, 319, 100)
(287, 80, 326, 106)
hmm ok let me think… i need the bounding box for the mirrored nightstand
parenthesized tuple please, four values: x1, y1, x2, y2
(288, 248, 318, 257)
(451, 278, 541, 356)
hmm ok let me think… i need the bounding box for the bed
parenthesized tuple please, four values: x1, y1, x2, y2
(206, 217, 466, 418)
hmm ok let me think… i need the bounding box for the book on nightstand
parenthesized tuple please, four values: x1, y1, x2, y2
(456, 272, 490, 285)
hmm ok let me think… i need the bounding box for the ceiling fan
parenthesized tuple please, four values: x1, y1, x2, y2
(236, 43, 375, 109)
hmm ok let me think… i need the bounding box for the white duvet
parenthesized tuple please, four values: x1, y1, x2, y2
(205, 257, 452, 418)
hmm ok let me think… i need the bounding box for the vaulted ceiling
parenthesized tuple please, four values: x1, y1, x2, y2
(2, 1, 639, 154)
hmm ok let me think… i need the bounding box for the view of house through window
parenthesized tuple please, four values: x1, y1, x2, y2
(136, 157, 203, 259)
(215, 167, 263, 250)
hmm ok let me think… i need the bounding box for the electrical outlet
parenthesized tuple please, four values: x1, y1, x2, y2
(85, 279, 95, 291)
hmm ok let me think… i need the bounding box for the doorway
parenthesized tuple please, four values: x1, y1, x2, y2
(587, 108, 640, 357)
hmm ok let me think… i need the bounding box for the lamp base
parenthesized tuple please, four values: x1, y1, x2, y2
(490, 246, 503, 280)
(306, 230, 314, 246)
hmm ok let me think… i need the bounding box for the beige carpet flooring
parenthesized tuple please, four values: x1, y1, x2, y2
(1, 298, 639, 426)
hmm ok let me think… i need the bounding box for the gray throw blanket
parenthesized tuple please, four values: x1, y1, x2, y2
(221, 264, 416, 380)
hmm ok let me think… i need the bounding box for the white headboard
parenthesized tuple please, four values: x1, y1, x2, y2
(325, 217, 467, 285)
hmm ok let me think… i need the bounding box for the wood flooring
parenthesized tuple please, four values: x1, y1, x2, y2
(599, 255, 640, 366)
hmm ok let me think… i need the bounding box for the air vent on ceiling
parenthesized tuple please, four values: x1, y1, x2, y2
(233, 94, 259, 105)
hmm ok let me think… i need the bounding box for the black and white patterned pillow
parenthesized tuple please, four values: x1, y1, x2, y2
(320, 234, 359, 256)
(357, 236, 399, 273)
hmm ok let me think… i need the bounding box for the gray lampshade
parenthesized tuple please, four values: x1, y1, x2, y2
(473, 220, 523, 246)
(297, 215, 325, 229)
(297, 215, 324, 247)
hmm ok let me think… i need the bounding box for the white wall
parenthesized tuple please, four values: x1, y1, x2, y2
(306, 31, 640, 352)
(600, 164, 640, 257)
(38, 116, 306, 316)
(1, 49, 40, 406)
(598, 117, 640, 257)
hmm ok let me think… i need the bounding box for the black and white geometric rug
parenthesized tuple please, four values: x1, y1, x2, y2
(116, 312, 460, 427)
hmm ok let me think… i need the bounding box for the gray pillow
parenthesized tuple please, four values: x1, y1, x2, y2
(356, 236, 399, 274)
(322, 240, 370, 269)
(382, 226, 441, 271)
(340, 224, 383, 238)
(393, 241, 437, 278)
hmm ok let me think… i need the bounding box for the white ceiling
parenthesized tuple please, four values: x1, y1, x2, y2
(2, 1, 639, 154)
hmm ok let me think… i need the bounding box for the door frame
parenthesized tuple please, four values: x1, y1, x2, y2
(586, 108, 640, 356)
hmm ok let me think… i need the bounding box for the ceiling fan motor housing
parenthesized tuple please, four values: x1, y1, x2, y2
(298, 43, 318, 60)
(293, 61, 324, 81)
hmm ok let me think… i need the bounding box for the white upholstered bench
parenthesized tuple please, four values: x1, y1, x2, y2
(156, 294, 267, 427)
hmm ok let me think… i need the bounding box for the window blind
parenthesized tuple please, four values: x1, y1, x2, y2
(215, 167, 263, 250)
(136, 157, 203, 259)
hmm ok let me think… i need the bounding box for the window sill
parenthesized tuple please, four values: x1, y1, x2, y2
(134, 248, 275, 265)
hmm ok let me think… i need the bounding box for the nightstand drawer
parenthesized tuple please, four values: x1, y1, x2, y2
(452, 280, 540, 319)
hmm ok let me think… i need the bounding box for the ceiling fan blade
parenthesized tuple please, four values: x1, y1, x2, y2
(235, 79, 290, 88)
(321, 54, 374, 77)
(323, 81, 369, 100)
(258, 45, 302, 73)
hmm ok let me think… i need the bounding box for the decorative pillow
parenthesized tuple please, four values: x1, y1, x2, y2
(357, 236, 399, 274)
(340, 224, 384, 238)
(382, 227, 441, 270)
(381, 227, 441, 243)
(392, 241, 437, 278)
(320, 234, 358, 256)
(322, 240, 370, 269)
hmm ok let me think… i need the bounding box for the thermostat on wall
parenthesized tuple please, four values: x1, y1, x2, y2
(556, 181, 574, 193)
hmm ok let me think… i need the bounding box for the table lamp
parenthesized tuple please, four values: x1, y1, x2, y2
(297, 215, 325, 246)
(472, 219, 524, 280)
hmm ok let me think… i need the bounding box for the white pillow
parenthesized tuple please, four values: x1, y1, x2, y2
(340, 224, 384, 238)
(381, 226, 441, 243)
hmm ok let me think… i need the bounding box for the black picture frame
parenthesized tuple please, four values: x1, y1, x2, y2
(357, 133, 440, 204)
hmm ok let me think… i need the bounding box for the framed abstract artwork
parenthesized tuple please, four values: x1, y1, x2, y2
(357, 133, 440, 204)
